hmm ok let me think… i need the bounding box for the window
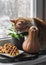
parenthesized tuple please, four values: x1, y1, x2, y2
(0, 0, 36, 38)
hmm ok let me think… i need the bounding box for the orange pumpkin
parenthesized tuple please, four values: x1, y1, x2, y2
(22, 26, 40, 53)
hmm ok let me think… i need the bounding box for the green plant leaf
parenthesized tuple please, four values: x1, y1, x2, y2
(8, 33, 19, 40)
(9, 29, 13, 31)
(19, 34, 23, 37)
(8, 24, 24, 40)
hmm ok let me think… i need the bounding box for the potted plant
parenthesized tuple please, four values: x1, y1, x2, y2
(8, 24, 24, 50)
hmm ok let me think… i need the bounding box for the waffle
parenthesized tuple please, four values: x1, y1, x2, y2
(0, 43, 19, 56)
(3, 43, 19, 56)
(0, 46, 3, 53)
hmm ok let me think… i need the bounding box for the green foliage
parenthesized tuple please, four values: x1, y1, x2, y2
(8, 24, 23, 40)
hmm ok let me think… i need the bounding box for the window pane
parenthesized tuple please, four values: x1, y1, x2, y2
(0, 0, 33, 38)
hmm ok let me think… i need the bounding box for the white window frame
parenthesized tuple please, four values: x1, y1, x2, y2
(35, 0, 43, 19)
(30, 0, 37, 18)
(30, 0, 44, 19)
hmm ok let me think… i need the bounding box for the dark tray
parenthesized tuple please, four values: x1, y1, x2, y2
(0, 50, 46, 63)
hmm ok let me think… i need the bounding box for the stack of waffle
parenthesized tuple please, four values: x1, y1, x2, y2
(0, 43, 19, 56)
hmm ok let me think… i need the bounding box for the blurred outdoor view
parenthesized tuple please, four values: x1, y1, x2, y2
(0, 0, 33, 38)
